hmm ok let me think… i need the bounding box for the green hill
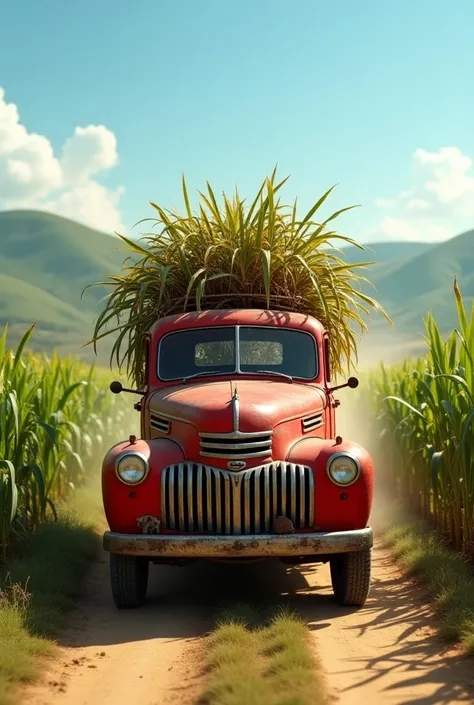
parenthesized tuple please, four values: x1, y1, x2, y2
(0, 209, 472, 363)
(0, 210, 127, 359)
(367, 229, 474, 335)
(336, 240, 434, 266)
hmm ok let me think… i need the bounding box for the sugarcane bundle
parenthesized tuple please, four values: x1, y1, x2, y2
(89, 170, 389, 388)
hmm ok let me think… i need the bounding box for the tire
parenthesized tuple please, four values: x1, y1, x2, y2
(330, 548, 371, 607)
(110, 553, 149, 609)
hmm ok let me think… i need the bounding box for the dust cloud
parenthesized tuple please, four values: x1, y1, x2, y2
(335, 331, 420, 529)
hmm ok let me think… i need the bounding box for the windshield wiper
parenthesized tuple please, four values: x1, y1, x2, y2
(251, 370, 293, 383)
(182, 370, 234, 384)
(182, 369, 293, 384)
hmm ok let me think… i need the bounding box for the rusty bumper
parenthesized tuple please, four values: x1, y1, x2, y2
(103, 527, 373, 558)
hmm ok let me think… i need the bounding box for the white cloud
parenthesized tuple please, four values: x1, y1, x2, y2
(61, 125, 118, 183)
(376, 216, 453, 243)
(373, 146, 474, 242)
(0, 87, 124, 232)
(43, 182, 125, 233)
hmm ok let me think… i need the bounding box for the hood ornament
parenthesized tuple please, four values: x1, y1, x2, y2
(231, 386, 240, 433)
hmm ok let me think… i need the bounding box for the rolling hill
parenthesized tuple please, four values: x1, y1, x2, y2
(0, 210, 128, 360)
(0, 209, 473, 364)
(368, 229, 474, 335)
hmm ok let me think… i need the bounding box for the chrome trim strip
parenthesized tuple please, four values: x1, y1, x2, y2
(299, 464, 305, 529)
(196, 464, 204, 531)
(244, 471, 251, 533)
(104, 528, 374, 557)
(281, 462, 287, 518)
(205, 465, 212, 531)
(187, 463, 194, 531)
(224, 475, 231, 535)
(178, 465, 185, 531)
(308, 468, 315, 527)
(201, 449, 271, 460)
(254, 466, 261, 533)
(272, 463, 279, 523)
(290, 466, 297, 524)
(200, 431, 273, 439)
(200, 430, 272, 460)
(168, 467, 175, 529)
(201, 439, 271, 450)
(215, 467, 222, 530)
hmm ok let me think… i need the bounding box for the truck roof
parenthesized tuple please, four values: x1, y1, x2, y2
(149, 308, 326, 337)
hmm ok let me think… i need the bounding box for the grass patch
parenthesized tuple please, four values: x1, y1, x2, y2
(384, 518, 474, 654)
(0, 513, 98, 705)
(198, 603, 326, 705)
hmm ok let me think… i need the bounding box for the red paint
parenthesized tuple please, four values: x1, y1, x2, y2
(102, 438, 183, 533)
(286, 438, 374, 530)
(102, 309, 374, 535)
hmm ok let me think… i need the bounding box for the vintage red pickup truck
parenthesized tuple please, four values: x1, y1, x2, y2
(102, 307, 374, 609)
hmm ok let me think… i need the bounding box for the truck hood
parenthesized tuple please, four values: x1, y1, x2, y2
(148, 379, 326, 433)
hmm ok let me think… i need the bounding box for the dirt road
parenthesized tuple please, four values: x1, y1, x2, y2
(22, 540, 474, 705)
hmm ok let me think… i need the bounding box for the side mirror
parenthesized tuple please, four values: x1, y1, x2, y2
(109, 381, 145, 396)
(328, 376, 359, 393)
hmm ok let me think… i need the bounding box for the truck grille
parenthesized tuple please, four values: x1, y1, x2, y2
(199, 431, 272, 459)
(160, 461, 314, 535)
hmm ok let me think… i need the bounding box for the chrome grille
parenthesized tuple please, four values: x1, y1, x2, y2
(199, 431, 272, 459)
(161, 461, 314, 535)
(302, 412, 324, 433)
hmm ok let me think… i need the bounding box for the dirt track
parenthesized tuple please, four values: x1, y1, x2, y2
(21, 537, 474, 705)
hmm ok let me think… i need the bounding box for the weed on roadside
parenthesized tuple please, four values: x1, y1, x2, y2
(0, 515, 97, 705)
(385, 520, 474, 654)
(198, 604, 326, 705)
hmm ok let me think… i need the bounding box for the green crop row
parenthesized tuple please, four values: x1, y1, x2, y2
(0, 324, 131, 561)
(363, 281, 474, 557)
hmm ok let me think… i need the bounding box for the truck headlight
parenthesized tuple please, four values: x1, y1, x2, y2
(115, 451, 149, 485)
(327, 452, 360, 486)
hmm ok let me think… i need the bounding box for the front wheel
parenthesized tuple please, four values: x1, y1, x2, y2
(330, 548, 371, 606)
(110, 554, 149, 608)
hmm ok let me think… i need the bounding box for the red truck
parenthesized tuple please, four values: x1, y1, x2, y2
(102, 308, 374, 609)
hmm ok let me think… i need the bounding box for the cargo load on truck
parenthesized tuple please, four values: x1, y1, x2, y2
(89, 169, 388, 388)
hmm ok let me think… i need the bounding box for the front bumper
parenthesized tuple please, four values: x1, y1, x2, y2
(103, 527, 373, 559)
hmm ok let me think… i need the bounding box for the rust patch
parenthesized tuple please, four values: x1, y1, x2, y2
(103, 527, 373, 558)
(136, 515, 161, 534)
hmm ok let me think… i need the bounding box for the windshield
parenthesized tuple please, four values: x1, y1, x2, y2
(158, 326, 317, 381)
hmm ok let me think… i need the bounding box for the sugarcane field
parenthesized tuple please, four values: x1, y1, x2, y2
(1, 5, 474, 705)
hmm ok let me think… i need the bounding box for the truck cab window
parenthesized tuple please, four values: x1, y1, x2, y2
(158, 328, 235, 380)
(158, 326, 318, 381)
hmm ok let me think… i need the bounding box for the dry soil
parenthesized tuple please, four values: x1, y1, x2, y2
(20, 537, 474, 705)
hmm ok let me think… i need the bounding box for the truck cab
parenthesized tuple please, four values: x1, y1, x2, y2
(102, 309, 374, 608)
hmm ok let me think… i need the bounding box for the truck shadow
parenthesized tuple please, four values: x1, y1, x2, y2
(57, 550, 339, 649)
(297, 551, 474, 704)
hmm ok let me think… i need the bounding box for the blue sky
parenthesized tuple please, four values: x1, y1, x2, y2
(1, 0, 473, 243)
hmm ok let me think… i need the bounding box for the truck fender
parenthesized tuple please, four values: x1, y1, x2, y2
(286, 437, 374, 531)
(102, 437, 184, 534)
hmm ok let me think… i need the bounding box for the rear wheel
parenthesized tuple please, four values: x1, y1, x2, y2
(110, 554, 149, 608)
(330, 548, 371, 606)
